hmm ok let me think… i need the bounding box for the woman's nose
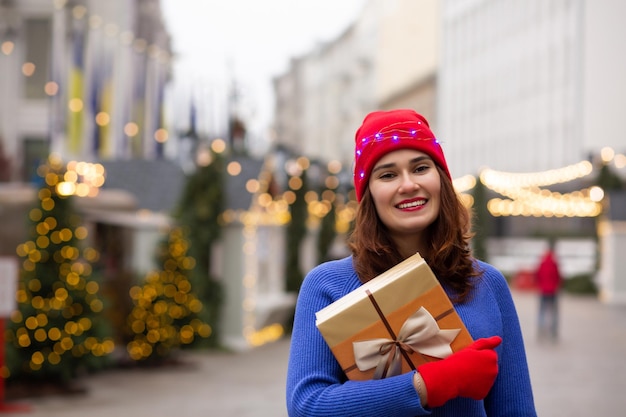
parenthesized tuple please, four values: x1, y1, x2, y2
(398, 172, 417, 193)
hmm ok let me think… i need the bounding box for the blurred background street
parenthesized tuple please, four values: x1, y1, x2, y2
(8, 289, 626, 417)
(1, 1, 625, 416)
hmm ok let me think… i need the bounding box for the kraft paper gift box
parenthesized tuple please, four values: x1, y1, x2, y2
(316, 253, 473, 381)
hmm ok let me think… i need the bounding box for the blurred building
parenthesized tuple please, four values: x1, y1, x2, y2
(0, 0, 172, 182)
(272, 0, 626, 302)
(272, 0, 439, 176)
(273, 0, 625, 176)
(0, 0, 179, 342)
(0, 0, 300, 350)
(438, 0, 625, 303)
(439, 0, 626, 177)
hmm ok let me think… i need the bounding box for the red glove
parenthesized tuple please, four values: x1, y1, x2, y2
(417, 336, 501, 407)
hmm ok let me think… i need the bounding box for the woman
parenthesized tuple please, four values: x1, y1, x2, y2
(286, 109, 536, 416)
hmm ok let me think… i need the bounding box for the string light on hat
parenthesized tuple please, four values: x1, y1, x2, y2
(354, 122, 442, 177)
(356, 121, 437, 151)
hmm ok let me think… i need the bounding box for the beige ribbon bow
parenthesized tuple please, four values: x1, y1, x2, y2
(352, 306, 460, 379)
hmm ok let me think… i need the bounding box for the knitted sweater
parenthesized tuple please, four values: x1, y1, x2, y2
(286, 256, 537, 416)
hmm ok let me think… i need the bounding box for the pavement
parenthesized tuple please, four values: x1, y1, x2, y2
(4, 289, 626, 417)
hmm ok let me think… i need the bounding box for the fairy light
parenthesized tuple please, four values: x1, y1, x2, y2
(600, 147, 615, 163)
(227, 161, 242, 176)
(453, 174, 477, 193)
(589, 186, 604, 202)
(44, 81, 59, 96)
(480, 161, 593, 191)
(21, 62, 36, 77)
(478, 159, 606, 217)
(218, 158, 299, 347)
(1, 41, 14, 55)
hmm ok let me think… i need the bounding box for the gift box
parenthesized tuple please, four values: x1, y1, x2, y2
(316, 253, 473, 380)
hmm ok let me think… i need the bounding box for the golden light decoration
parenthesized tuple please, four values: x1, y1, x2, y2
(21, 62, 36, 77)
(336, 200, 357, 234)
(9, 164, 116, 377)
(1, 41, 14, 55)
(328, 160, 342, 174)
(246, 179, 260, 193)
(126, 228, 210, 361)
(196, 147, 213, 166)
(211, 138, 226, 153)
(325, 175, 339, 189)
(227, 161, 242, 176)
(453, 174, 477, 193)
(297, 156, 310, 170)
(478, 160, 605, 217)
(600, 147, 615, 163)
(35, 156, 107, 197)
(95, 112, 110, 126)
(154, 128, 168, 143)
(589, 186, 604, 202)
(68, 98, 83, 113)
(480, 161, 593, 190)
(124, 122, 139, 137)
(45, 81, 59, 96)
(288, 176, 303, 190)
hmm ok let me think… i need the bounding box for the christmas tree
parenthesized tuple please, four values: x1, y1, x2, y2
(5, 155, 113, 383)
(172, 147, 225, 347)
(125, 227, 212, 362)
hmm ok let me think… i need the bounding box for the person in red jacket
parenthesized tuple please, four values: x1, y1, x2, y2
(535, 240, 562, 342)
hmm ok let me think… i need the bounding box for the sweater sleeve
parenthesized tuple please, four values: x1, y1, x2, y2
(479, 263, 537, 416)
(285, 258, 430, 417)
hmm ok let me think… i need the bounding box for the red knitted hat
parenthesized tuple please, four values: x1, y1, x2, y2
(353, 109, 451, 202)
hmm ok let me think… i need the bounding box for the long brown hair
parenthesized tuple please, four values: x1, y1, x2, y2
(347, 166, 478, 302)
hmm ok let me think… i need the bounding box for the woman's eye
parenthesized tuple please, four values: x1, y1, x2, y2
(414, 164, 430, 173)
(378, 172, 396, 179)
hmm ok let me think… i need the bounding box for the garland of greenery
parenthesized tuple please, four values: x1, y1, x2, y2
(285, 168, 309, 293)
(170, 150, 225, 348)
(471, 177, 490, 262)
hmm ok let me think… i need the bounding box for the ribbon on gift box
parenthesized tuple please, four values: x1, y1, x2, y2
(353, 290, 461, 379)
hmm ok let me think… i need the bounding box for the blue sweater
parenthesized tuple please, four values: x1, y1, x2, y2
(286, 256, 536, 416)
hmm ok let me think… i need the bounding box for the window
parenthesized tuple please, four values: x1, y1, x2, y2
(24, 18, 51, 99)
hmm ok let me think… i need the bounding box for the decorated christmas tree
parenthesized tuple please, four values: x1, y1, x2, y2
(171, 147, 225, 347)
(125, 227, 212, 362)
(125, 143, 225, 361)
(5, 156, 113, 383)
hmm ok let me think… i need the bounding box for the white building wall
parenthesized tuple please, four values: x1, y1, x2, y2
(582, 0, 626, 155)
(376, 0, 439, 105)
(440, 0, 626, 178)
(296, 13, 378, 170)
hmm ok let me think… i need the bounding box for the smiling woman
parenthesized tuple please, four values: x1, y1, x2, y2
(286, 109, 538, 417)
